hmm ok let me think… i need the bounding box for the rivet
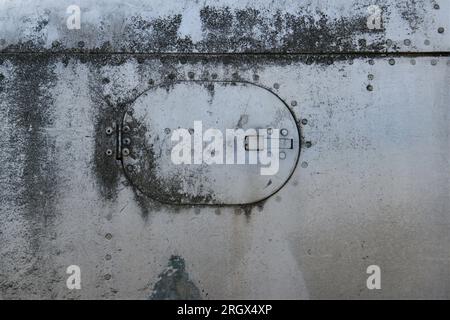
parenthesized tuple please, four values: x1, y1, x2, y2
(148, 79, 154, 85)
(280, 129, 288, 136)
(388, 59, 395, 65)
(404, 39, 411, 46)
(122, 126, 130, 133)
(253, 74, 259, 81)
(164, 128, 171, 134)
(291, 100, 298, 107)
(368, 74, 374, 80)
(126, 164, 134, 172)
(386, 39, 393, 47)
(438, 27, 445, 34)
(273, 83, 280, 89)
(77, 41, 85, 48)
(267, 128, 273, 135)
(301, 162, 308, 168)
(105, 254, 112, 261)
(105, 149, 113, 156)
(279, 152, 286, 159)
(105, 127, 113, 135)
(188, 71, 195, 79)
(211, 73, 218, 79)
(167, 73, 176, 80)
(434, 4, 440, 9)
(305, 141, 312, 148)
(410, 59, 416, 65)
(368, 59, 375, 65)
(122, 148, 130, 156)
(424, 39, 431, 46)
(301, 119, 308, 125)
(123, 138, 131, 145)
(104, 274, 111, 280)
(431, 59, 438, 66)
(105, 233, 112, 240)
(366, 84, 373, 91)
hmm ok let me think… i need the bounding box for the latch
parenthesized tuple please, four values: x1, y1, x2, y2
(244, 134, 294, 151)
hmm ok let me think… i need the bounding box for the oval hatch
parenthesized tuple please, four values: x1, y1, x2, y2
(121, 80, 300, 205)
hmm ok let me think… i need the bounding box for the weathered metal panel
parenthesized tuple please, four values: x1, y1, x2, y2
(0, 0, 449, 53)
(0, 1, 449, 300)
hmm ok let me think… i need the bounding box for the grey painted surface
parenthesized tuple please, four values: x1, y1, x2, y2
(0, 0, 449, 300)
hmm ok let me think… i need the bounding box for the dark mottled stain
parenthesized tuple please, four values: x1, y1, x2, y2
(123, 110, 214, 205)
(236, 114, 249, 128)
(123, 15, 194, 53)
(150, 255, 202, 300)
(34, 19, 49, 33)
(90, 77, 123, 201)
(0, 5, 411, 54)
(2, 54, 59, 297)
(397, 0, 424, 31)
(5, 54, 58, 233)
(87, 54, 154, 202)
(204, 82, 215, 101)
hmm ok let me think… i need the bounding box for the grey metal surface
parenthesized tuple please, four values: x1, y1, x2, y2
(0, 0, 449, 300)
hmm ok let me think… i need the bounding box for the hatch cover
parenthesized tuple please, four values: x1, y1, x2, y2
(121, 81, 300, 205)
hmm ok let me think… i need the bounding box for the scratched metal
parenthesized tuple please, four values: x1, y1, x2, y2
(0, 0, 449, 300)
